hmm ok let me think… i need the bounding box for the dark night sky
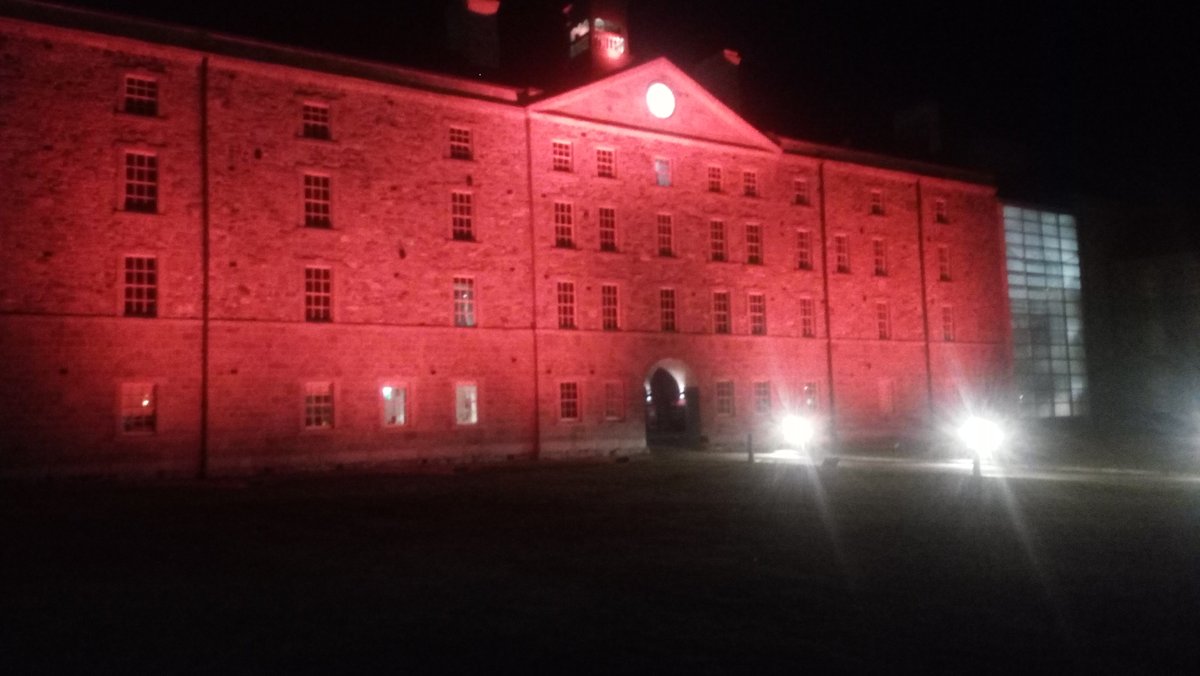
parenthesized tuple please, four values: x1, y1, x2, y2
(56, 0, 1199, 209)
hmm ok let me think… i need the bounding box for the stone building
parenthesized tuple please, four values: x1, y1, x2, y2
(0, 2, 1011, 475)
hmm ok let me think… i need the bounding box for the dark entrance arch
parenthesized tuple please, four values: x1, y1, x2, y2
(644, 361, 701, 447)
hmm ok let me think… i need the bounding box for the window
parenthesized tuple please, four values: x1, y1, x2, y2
(799, 298, 816, 338)
(604, 382, 624, 420)
(557, 281, 576, 329)
(601, 284, 619, 330)
(123, 255, 157, 318)
(938, 245, 951, 281)
(942, 306, 955, 341)
(660, 288, 677, 332)
(870, 189, 885, 216)
(754, 381, 771, 414)
(449, 127, 473, 160)
(453, 277, 476, 327)
(707, 166, 722, 193)
(712, 291, 731, 334)
(743, 170, 758, 197)
(654, 158, 671, 187)
(710, 220, 727, 262)
(304, 266, 332, 322)
(935, 199, 948, 224)
(553, 202, 574, 248)
(873, 238, 888, 276)
(656, 214, 674, 257)
(303, 174, 331, 228)
(746, 224, 763, 265)
(456, 383, 478, 425)
(598, 207, 618, 252)
(552, 140, 573, 172)
(716, 381, 735, 416)
(793, 178, 810, 206)
(301, 103, 331, 140)
(559, 382, 580, 421)
(304, 382, 334, 429)
(749, 293, 766, 336)
(451, 191, 473, 241)
(835, 235, 850, 273)
(122, 76, 158, 116)
(797, 230, 813, 270)
(380, 384, 407, 426)
(802, 382, 819, 410)
(123, 152, 158, 213)
(120, 382, 156, 433)
(596, 148, 616, 178)
(876, 301, 891, 340)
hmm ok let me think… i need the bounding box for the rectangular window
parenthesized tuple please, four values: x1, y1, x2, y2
(746, 224, 763, 265)
(876, 301, 891, 340)
(598, 207, 617, 252)
(301, 103, 331, 140)
(123, 76, 158, 116)
(712, 291, 731, 334)
(802, 381, 819, 410)
(799, 297, 816, 338)
(303, 174, 331, 228)
(123, 255, 157, 318)
(453, 277, 476, 327)
(557, 281, 576, 329)
(553, 202, 574, 248)
(449, 127, 473, 160)
(123, 152, 158, 213)
(796, 230, 813, 270)
(870, 189, 885, 216)
(120, 382, 156, 433)
(710, 220, 727, 262)
(716, 381, 735, 416)
(559, 382, 580, 421)
(942, 306, 956, 341)
(873, 238, 888, 276)
(304, 266, 332, 322)
(657, 214, 674, 256)
(935, 199, 948, 224)
(749, 293, 766, 336)
(654, 158, 671, 187)
(938, 245, 951, 281)
(793, 178, 810, 206)
(660, 288, 677, 332)
(552, 140, 573, 172)
(596, 148, 616, 178)
(304, 382, 334, 429)
(835, 235, 850, 273)
(707, 166, 722, 193)
(456, 383, 478, 425)
(604, 381, 624, 420)
(601, 284, 619, 330)
(754, 381, 771, 414)
(743, 170, 758, 197)
(451, 191, 474, 241)
(380, 384, 407, 426)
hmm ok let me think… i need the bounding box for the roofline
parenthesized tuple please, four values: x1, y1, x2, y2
(777, 135, 994, 187)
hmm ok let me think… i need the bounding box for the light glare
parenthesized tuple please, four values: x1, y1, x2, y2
(780, 415, 815, 447)
(958, 416, 1003, 455)
(646, 82, 675, 119)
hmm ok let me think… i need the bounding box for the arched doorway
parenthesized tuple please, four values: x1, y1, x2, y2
(644, 359, 701, 447)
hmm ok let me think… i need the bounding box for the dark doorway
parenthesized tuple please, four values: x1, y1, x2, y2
(645, 368, 700, 446)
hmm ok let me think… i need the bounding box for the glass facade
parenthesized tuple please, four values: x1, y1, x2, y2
(1004, 206, 1087, 417)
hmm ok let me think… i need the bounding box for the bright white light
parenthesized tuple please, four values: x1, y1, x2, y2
(141, 398, 150, 407)
(381, 386, 394, 400)
(958, 416, 1003, 455)
(646, 82, 676, 119)
(780, 415, 815, 447)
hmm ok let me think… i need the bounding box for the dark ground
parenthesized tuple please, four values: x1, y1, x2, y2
(3, 453, 1199, 674)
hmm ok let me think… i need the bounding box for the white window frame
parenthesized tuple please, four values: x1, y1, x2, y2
(455, 382, 479, 426)
(454, 276, 476, 327)
(654, 157, 671, 187)
(303, 381, 335, 430)
(379, 382, 409, 427)
(303, 173, 332, 228)
(559, 381, 581, 421)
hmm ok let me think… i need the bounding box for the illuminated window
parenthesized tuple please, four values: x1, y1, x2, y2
(870, 189, 885, 216)
(451, 191, 473, 241)
(449, 127, 472, 160)
(873, 238, 888, 276)
(120, 382, 156, 434)
(301, 103, 331, 140)
(656, 214, 674, 257)
(123, 152, 158, 213)
(793, 178, 810, 206)
(654, 158, 671, 187)
(938, 245, 951, 281)
(743, 170, 758, 197)
(716, 381, 735, 416)
(453, 277, 476, 327)
(559, 382, 580, 421)
(455, 383, 478, 425)
(710, 220, 727, 262)
(746, 224, 763, 265)
(799, 298, 815, 338)
(876, 301, 891, 340)
(303, 174, 331, 228)
(749, 293, 766, 336)
(598, 207, 617, 252)
(604, 381, 624, 420)
(707, 166, 722, 193)
(596, 148, 616, 178)
(554, 202, 574, 248)
(935, 199, 948, 224)
(835, 235, 850, 273)
(122, 76, 158, 116)
(123, 255, 157, 318)
(802, 382, 819, 410)
(556, 281, 576, 329)
(304, 382, 334, 429)
(659, 288, 677, 332)
(601, 284, 619, 330)
(552, 140, 572, 172)
(942, 306, 955, 342)
(712, 291, 731, 334)
(380, 384, 407, 427)
(304, 266, 332, 322)
(797, 230, 813, 270)
(754, 381, 771, 414)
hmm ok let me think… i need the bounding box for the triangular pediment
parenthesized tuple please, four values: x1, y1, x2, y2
(529, 58, 779, 152)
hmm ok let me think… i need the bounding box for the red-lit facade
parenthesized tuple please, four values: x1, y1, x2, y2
(0, 8, 1011, 475)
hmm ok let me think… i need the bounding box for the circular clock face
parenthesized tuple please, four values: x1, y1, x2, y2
(646, 82, 676, 119)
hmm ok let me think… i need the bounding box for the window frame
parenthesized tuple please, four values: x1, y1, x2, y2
(712, 290, 731, 335)
(122, 254, 158, 318)
(122, 150, 159, 214)
(792, 178, 810, 206)
(796, 229, 813, 270)
(300, 102, 332, 141)
(876, 301, 891, 340)
(742, 170, 758, 197)
(834, 234, 851, 273)
(656, 213, 674, 257)
(746, 223, 764, 265)
(558, 381, 581, 422)
(601, 283, 620, 331)
(715, 381, 735, 416)
(653, 157, 671, 187)
(753, 381, 771, 415)
(302, 381, 335, 431)
(595, 147, 616, 178)
(870, 189, 885, 216)
(449, 126, 473, 160)
(707, 166, 723, 193)
(556, 280, 577, 329)
(873, 238, 888, 277)
(799, 297, 816, 338)
(455, 382, 479, 426)
(553, 201, 575, 248)
(453, 276, 477, 328)
(552, 140, 573, 172)
(121, 74, 159, 117)
(304, 265, 333, 323)
(302, 172, 333, 229)
(659, 288, 677, 332)
(119, 382, 157, 435)
(748, 292, 767, 336)
(598, 206, 618, 252)
(451, 190, 474, 241)
(379, 381, 410, 428)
